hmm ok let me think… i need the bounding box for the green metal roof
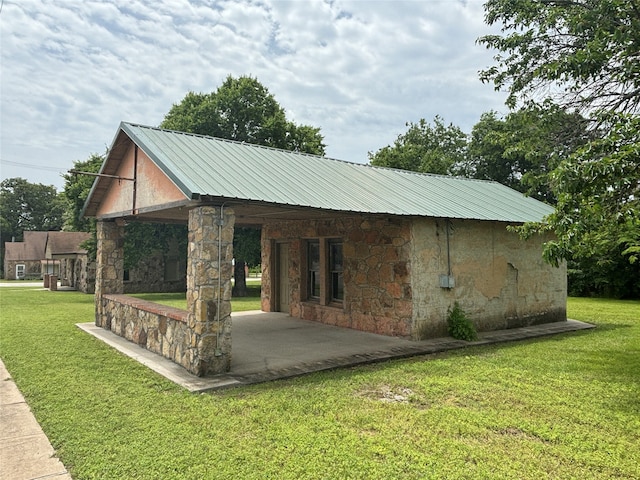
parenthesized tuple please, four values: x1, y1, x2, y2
(117, 122, 554, 223)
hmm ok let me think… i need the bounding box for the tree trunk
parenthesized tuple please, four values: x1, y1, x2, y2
(232, 260, 247, 297)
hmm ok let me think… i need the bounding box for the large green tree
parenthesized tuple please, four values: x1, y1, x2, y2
(479, 0, 640, 297)
(368, 116, 468, 175)
(479, 0, 640, 113)
(162, 75, 326, 295)
(535, 113, 640, 296)
(162, 75, 326, 155)
(0, 178, 64, 241)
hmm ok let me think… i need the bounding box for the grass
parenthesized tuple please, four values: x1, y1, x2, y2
(130, 281, 262, 312)
(0, 289, 638, 479)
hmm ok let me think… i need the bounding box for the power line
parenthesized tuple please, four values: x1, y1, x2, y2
(0, 158, 70, 173)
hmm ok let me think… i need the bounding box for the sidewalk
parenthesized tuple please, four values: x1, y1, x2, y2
(0, 360, 71, 480)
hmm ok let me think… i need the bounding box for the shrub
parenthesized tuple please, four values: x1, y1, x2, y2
(447, 302, 477, 341)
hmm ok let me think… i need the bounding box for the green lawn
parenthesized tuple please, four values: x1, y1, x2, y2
(130, 282, 262, 312)
(0, 288, 638, 479)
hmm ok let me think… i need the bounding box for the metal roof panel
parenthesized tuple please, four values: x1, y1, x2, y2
(121, 123, 554, 223)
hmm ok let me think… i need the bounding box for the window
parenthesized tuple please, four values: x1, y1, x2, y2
(329, 241, 343, 301)
(305, 238, 344, 305)
(308, 240, 320, 298)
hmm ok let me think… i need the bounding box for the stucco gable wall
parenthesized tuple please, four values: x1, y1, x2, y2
(96, 145, 187, 217)
(411, 218, 567, 338)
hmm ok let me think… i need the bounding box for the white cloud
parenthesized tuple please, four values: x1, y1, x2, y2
(0, 0, 506, 189)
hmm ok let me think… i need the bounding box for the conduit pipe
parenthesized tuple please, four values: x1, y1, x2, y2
(446, 218, 452, 278)
(214, 202, 228, 357)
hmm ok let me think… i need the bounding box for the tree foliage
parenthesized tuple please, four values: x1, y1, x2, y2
(160, 75, 326, 293)
(0, 178, 64, 274)
(0, 178, 64, 242)
(368, 116, 467, 175)
(479, 0, 640, 113)
(161, 75, 326, 155)
(528, 113, 640, 296)
(467, 103, 593, 202)
(233, 227, 261, 267)
(62, 154, 104, 232)
(480, 0, 640, 297)
(123, 223, 188, 271)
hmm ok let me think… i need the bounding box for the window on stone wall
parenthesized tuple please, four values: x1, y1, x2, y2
(329, 241, 344, 301)
(308, 240, 320, 299)
(305, 238, 343, 305)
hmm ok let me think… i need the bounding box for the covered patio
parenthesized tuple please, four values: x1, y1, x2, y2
(83, 122, 370, 377)
(77, 310, 593, 392)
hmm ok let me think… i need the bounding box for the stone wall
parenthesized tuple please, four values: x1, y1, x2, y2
(95, 220, 125, 329)
(123, 250, 187, 294)
(186, 206, 235, 375)
(262, 215, 414, 337)
(262, 215, 566, 340)
(411, 218, 567, 338)
(4, 260, 42, 280)
(75, 254, 96, 294)
(100, 294, 193, 369)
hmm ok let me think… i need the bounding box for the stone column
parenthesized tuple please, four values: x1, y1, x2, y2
(186, 206, 235, 376)
(95, 220, 125, 328)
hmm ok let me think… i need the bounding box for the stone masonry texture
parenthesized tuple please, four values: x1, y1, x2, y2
(262, 215, 566, 340)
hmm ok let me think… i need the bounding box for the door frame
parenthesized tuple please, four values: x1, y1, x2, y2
(274, 242, 290, 313)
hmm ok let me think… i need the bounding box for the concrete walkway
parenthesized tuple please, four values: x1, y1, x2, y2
(0, 360, 72, 480)
(1, 313, 594, 479)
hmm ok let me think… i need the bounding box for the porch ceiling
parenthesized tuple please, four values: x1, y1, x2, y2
(114, 199, 361, 227)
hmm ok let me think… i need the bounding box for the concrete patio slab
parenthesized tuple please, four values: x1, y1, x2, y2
(77, 311, 595, 393)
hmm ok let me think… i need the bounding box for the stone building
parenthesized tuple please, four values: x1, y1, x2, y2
(3, 231, 92, 289)
(4, 231, 49, 280)
(45, 231, 93, 290)
(83, 122, 566, 377)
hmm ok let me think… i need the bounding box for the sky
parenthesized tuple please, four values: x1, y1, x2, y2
(0, 0, 508, 191)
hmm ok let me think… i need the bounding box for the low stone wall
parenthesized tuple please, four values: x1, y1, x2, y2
(99, 294, 194, 371)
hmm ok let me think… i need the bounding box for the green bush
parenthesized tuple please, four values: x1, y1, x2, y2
(447, 302, 477, 341)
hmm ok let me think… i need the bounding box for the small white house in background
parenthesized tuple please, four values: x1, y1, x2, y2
(82, 122, 567, 376)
